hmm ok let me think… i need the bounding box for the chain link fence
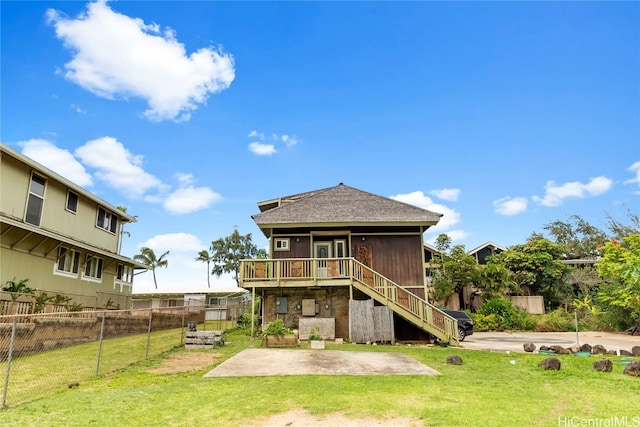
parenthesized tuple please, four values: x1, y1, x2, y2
(0, 305, 207, 409)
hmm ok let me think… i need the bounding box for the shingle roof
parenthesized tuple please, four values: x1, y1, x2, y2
(252, 183, 442, 231)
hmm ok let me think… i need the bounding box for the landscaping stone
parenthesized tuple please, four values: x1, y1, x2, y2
(523, 342, 536, 353)
(620, 349, 633, 356)
(446, 355, 463, 365)
(606, 350, 617, 355)
(540, 345, 551, 351)
(550, 345, 570, 355)
(580, 343, 592, 353)
(539, 357, 561, 370)
(633, 346, 640, 357)
(570, 345, 581, 353)
(623, 361, 640, 377)
(591, 345, 607, 355)
(593, 359, 613, 373)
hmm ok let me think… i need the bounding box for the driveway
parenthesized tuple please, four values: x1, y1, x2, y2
(461, 331, 639, 353)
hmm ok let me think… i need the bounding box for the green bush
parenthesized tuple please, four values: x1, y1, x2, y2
(260, 319, 294, 337)
(470, 313, 499, 331)
(534, 308, 574, 332)
(477, 299, 518, 329)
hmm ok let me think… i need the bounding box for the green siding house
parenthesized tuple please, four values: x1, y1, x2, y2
(0, 143, 146, 310)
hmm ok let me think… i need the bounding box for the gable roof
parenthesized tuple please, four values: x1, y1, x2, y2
(252, 183, 442, 236)
(467, 241, 506, 255)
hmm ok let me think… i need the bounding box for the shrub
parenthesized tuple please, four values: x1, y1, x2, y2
(477, 299, 518, 329)
(470, 313, 499, 331)
(535, 308, 574, 332)
(261, 319, 294, 337)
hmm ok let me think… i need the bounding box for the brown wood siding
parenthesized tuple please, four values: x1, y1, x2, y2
(272, 235, 310, 259)
(353, 235, 424, 287)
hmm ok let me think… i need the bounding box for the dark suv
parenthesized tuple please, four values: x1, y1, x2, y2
(443, 310, 474, 341)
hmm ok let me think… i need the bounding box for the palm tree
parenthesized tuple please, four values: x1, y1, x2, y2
(134, 247, 169, 289)
(194, 249, 213, 288)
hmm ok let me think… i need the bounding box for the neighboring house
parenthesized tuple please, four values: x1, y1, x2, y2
(467, 241, 505, 265)
(132, 289, 249, 320)
(0, 143, 147, 311)
(238, 183, 461, 344)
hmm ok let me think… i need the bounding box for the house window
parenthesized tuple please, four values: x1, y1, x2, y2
(66, 191, 78, 213)
(96, 207, 117, 233)
(116, 264, 134, 283)
(83, 255, 103, 281)
(274, 238, 290, 251)
(25, 173, 46, 226)
(55, 247, 80, 276)
(209, 297, 227, 305)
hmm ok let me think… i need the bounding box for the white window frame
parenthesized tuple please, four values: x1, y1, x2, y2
(116, 264, 134, 283)
(25, 173, 46, 226)
(66, 190, 79, 214)
(82, 255, 103, 282)
(96, 206, 118, 234)
(54, 246, 80, 278)
(274, 238, 290, 251)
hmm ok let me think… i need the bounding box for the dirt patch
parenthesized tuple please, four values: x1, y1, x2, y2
(146, 351, 223, 374)
(245, 408, 420, 427)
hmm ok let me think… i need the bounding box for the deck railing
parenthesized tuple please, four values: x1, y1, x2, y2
(239, 257, 458, 344)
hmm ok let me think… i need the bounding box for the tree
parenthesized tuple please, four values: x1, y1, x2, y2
(596, 233, 640, 323)
(134, 247, 169, 289)
(537, 214, 607, 259)
(195, 249, 213, 288)
(210, 227, 266, 286)
(474, 262, 519, 301)
(491, 238, 571, 309)
(430, 244, 478, 308)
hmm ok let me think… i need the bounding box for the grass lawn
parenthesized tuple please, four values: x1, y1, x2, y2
(1, 329, 638, 426)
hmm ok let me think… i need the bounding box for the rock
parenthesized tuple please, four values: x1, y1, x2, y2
(550, 345, 570, 354)
(631, 346, 640, 357)
(623, 361, 640, 377)
(620, 349, 633, 356)
(539, 357, 561, 370)
(591, 345, 607, 355)
(606, 350, 617, 355)
(446, 355, 463, 365)
(593, 359, 613, 373)
(580, 343, 592, 353)
(523, 342, 536, 352)
(540, 345, 551, 351)
(570, 345, 581, 353)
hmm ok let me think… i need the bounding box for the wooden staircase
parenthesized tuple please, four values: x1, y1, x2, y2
(350, 259, 460, 345)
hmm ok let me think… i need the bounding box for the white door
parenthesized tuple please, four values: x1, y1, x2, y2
(314, 242, 332, 277)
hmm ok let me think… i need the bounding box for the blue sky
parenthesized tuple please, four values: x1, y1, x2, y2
(2, 1, 638, 293)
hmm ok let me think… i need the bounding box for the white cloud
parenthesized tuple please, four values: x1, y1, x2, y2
(425, 229, 469, 245)
(493, 196, 528, 216)
(429, 188, 460, 202)
(281, 134, 298, 147)
(47, 0, 235, 122)
(19, 139, 93, 187)
(248, 130, 264, 139)
(624, 161, 640, 188)
(70, 104, 87, 114)
(75, 136, 165, 198)
(532, 176, 613, 207)
(163, 184, 222, 214)
(249, 141, 276, 156)
(139, 232, 204, 253)
(390, 190, 461, 232)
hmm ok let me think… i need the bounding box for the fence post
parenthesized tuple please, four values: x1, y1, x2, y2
(96, 313, 106, 376)
(145, 309, 153, 359)
(181, 304, 186, 346)
(2, 318, 18, 409)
